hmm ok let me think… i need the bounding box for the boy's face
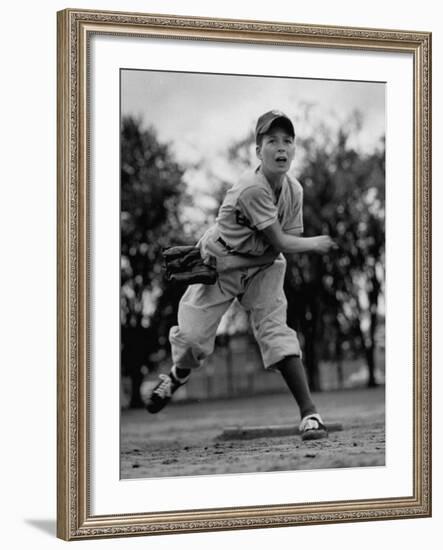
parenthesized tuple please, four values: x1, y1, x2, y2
(256, 126, 295, 176)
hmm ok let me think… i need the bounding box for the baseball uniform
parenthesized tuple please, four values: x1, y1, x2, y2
(169, 164, 304, 370)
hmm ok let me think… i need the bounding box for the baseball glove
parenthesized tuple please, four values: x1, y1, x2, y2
(162, 245, 218, 285)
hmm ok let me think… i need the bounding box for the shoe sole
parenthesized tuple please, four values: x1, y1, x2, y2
(301, 429, 328, 441)
(145, 378, 187, 414)
(146, 400, 169, 414)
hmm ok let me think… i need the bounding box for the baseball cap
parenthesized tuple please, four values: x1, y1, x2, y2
(255, 110, 295, 142)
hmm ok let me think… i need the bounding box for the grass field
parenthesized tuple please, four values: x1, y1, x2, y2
(121, 386, 385, 479)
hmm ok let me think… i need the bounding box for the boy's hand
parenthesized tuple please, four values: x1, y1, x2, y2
(311, 236, 337, 254)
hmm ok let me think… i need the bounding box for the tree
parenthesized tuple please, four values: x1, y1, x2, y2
(290, 124, 385, 389)
(121, 116, 188, 406)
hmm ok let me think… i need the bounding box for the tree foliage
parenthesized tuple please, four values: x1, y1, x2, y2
(289, 125, 385, 389)
(120, 116, 187, 406)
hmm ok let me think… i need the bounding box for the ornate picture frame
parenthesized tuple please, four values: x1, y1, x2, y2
(57, 8, 431, 540)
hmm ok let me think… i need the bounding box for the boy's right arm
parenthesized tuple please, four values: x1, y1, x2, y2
(262, 221, 336, 255)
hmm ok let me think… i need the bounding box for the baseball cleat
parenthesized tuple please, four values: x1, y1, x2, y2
(299, 413, 328, 441)
(146, 371, 188, 414)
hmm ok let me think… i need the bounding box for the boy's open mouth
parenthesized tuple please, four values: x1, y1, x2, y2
(275, 156, 287, 163)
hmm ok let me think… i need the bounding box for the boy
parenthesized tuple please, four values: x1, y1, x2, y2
(146, 110, 336, 441)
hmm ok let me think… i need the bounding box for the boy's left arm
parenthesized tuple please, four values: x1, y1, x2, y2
(283, 228, 303, 263)
(285, 227, 304, 237)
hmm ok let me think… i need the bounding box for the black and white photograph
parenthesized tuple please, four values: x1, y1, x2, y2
(119, 69, 386, 480)
(1, 0, 437, 545)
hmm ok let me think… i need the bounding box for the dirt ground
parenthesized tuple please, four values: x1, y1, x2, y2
(120, 387, 385, 479)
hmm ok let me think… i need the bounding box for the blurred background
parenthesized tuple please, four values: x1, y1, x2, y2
(120, 70, 385, 408)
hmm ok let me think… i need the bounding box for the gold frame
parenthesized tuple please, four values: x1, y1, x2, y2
(57, 8, 432, 540)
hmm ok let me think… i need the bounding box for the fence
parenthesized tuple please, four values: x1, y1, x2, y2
(121, 332, 385, 408)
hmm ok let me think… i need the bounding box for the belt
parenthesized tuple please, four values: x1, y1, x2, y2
(217, 237, 239, 255)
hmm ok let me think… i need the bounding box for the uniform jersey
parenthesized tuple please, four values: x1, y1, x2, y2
(215, 165, 304, 256)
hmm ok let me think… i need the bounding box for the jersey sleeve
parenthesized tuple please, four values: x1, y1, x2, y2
(237, 185, 278, 231)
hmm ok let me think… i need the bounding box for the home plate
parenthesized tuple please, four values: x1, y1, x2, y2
(215, 422, 343, 441)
